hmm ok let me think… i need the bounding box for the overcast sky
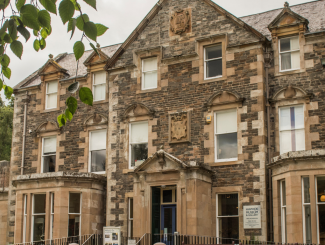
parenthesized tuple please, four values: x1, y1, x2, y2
(1, 0, 312, 103)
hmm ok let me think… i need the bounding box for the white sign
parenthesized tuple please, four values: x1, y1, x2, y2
(103, 226, 121, 245)
(243, 205, 261, 229)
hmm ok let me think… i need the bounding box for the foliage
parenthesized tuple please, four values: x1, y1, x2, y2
(0, 96, 14, 161)
(0, 0, 109, 127)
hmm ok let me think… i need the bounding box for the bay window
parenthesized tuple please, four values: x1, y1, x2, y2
(316, 176, 325, 245)
(50, 193, 54, 241)
(280, 180, 287, 243)
(46, 81, 58, 109)
(93, 71, 106, 101)
(204, 44, 222, 79)
(279, 105, 305, 154)
(142, 57, 157, 90)
(89, 130, 106, 173)
(215, 109, 238, 161)
(302, 177, 312, 244)
(32, 194, 46, 242)
(23, 195, 27, 243)
(68, 193, 81, 237)
(279, 36, 300, 71)
(42, 136, 56, 173)
(129, 121, 148, 168)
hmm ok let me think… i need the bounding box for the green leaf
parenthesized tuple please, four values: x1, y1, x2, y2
(17, 25, 30, 42)
(95, 23, 108, 36)
(2, 67, 11, 79)
(39, 0, 57, 14)
(84, 21, 97, 42)
(57, 114, 66, 127)
(20, 4, 40, 30)
(16, 0, 26, 11)
(83, 0, 96, 9)
(40, 38, 46, 50)
(33, 39, 40, 51)
(38, 10, 51, 29)
(70, 0, 80, 10)
(65, 109, 73, 121)
(79, 87, 93, 106)
(10, 40, 23, 59)
(0, 0, 10, 10)
(59, 0, 75, 24)
(4, 85, 13, 99)
(3, 34, 12, 43)
(73, 41, 84, 61)
(90, 43, 99, 56)
(68, 82, 79, 93)
(0, 46, 4, 55)
(0, 79, 2, 91)
(1, 54, 10, 67)
(41, 28, 48, 39)
(0, 21, 8, 37)
(76, 14, 89, 31)
(33, 29, 38, 36)
(66, 96, 78, 114)
(68, 18, 76, 39)
(8, 19, 17, 41)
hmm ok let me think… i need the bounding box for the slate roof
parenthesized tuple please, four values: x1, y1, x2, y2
(240, 0, 325, 40)
(15, 43, 121, 89)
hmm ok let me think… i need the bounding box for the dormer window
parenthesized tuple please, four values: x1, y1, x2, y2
(45, 81, 58, 109)
(279, 36, 300, 71)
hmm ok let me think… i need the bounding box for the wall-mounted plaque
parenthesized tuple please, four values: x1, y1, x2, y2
(243, 205, 261, 229)
(103, 226, 121, 245)
(169, 111, 191, 144)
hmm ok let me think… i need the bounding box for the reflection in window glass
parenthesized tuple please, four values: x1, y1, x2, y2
(68, 193, 81, 237)
(130, 122, 148, 168)
(89, 130, 106, 173)
(42, 136, 56, 173)
(32, 194, 46, 242)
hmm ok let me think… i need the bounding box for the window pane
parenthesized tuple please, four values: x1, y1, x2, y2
(131, 143, 148, 167)
(143, 71, 157, 89)
(33, 215, 45, 241)
(282, 181, 286, 206)
(291, 51, 300, 70)
(46, 93, 57, 109)
(43, 137, 56, 154)
(290, 36, 299, 50)
(317, 177, 325, 203)
(280, 38, 291, 52)
(69, 193, 81, 213)
(216, 110, 237, 134)
(206, 59, 222, 78)
(68, 214, 80, 237)
(90, 130, 106, 151)
(303, 177, 310, 203)
(143, 57, 157, 72)
(51, 194, 55, 213)
(305, 205, 312, 244)
(43, 155, 56, 173)
(281, 53, 291, 70)
(280, 130, 292, 154)
(47, 81, 58, 93)
(34, 194, 46, 214)
(295, 129, 305, 151)
(129, 198, 133, 219)
(94, 84, 106, 101)
(280, 107, 291, 131)
(206, 45, 222, 60)
(218, 194, 238, 216)
(318, 205, 325, 245)
(91, 149, 106, 172)
(163, 190, 173, 203)
(131, 122, 148, 143)
(217, 133, 237, 160)
(94, 72, 106, 85)
(295, 106, 304, 129)
(218, 217, 239, 243)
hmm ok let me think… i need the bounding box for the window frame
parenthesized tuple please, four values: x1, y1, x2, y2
(302, 176, 312, 244)
(280, 180, 287, 243)
(278, 104, 305, 154)
(45, 81, 58, 110)
(216, 193, 239, 244)
(68, 192, 82, 237)
(88, 129, 107, 174)
(23, 194, 27, 244)
(204, 44, 223, 80)
(279, 36, 300, 73)
(129, 121, 149, 169)
(128, 198, 133, 238)
(50, 193, 54, 241)
(214, 109, 238, 162)
(316, 176, 325, 245)
(92, 71, 106, 102)
(31, 194, 46, 243)
(141, 57, 158, 90)
(41, 136, 57, 173)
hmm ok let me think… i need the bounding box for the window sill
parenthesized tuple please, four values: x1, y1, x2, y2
(90, 171, 106, 175)
(93, 100, 108, 105)
(136, 87, 161, 94)
(41, 108, 60, 114)
(275, 68, 305, 77)
(209, 159, 242, 167)
(199, 76, 226, 84)
(123, 169, 134, 174)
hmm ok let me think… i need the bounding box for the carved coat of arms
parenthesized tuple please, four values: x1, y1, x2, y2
(170, 9, 191, 35)
(171, 114, 187, 140)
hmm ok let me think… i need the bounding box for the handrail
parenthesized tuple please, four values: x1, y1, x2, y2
(82, 234, 94, 245)
(135, 233, 149, 245)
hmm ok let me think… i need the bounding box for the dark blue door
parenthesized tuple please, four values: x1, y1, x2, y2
(161, 205, 176, 245)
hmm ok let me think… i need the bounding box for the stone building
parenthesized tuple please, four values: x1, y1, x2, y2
(2, 0, 325, 244)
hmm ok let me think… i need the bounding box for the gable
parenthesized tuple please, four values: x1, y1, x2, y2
(106, 0, 266, 69)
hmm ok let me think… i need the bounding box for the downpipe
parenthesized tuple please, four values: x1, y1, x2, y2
(21, 91, 29, 175)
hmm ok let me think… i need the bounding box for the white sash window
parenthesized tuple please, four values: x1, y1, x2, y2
(42, 136, 56, 173)
(129, 122, 148, 168)
(89, 130, 106, 173)
(46, 81, 58, 109)
(279, 36, 300, 71)
(204, 44, 222, 79)
(142, 57, 157, 90)
(93, 71, 106, 101)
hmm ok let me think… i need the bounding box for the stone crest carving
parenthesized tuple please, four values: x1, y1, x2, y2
(170, 9, 191, 35)
(169, 111, 191, 143)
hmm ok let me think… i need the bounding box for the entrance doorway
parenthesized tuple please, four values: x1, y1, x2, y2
(152, 186, 177, 245)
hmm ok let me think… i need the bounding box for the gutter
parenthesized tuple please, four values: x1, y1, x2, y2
(21, 92, 29, 175)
